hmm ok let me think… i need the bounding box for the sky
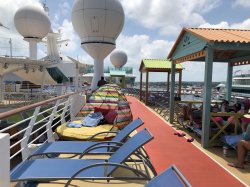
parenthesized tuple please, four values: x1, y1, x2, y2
(0, 0, 250, 82)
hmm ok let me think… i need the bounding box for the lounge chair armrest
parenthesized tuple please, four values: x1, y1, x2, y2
(87, 131, 119, 141)
(79, 141, 123, 158)
(79, 145, 121, 158)
(65, 162, 150, 187)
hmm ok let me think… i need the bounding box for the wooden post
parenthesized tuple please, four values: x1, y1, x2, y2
(167, 72, 170, 92)
(202, 45, 213, 148)
(145, 71, 149, 105)
(178, 70, 182, 97)
(226, 63, 233, 102)
(139, 72, 142, 101)
(169, 62, 176, 124)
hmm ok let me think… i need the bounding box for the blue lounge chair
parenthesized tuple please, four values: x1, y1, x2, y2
(145, 165, 192, 187)
(11, 128, 156, 185)
(28, 117, 144, 159)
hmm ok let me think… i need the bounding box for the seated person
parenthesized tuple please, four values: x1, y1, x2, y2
(180, 104, 202, 128)
(228, 116, 250, 169)
(97, 76, 107, 87)
(240, 98, 250, 132)
(211, 100, 230, 126)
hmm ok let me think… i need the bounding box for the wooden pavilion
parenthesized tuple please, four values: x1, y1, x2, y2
(139, 59, 183, 105)
(167, 28, 250, 148)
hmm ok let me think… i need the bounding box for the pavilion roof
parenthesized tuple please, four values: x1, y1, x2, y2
(167, 28, 250, 65)
(139, 59, 183, 72)
(186, 28, 250, 43)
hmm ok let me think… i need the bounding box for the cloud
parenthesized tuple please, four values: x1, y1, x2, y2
(233, 0, 250, 8)
(51, 0, 72, 29)
(119, 0, 221, 36)
(199, 19, 250, 30)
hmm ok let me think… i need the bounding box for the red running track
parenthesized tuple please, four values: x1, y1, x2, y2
(127, 96, 245, 187)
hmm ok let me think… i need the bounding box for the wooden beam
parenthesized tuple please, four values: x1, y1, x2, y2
(169, 62, 176, 124)
(145, 68, 181, 72)
(139, 72, 142, 101)
(230, 55, 250, 62)
(178, 70, 182, 97)
(213, 42, 250, 51)
(232, 61, 250, 66)
(201, 45, 213, 148)
(226, 63, 233, 101)
(145, 71, 149, 105)
(167, 72, 170, 92)
(173, 50, 206, 64)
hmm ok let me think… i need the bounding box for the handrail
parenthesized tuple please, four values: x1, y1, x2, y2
(0, 92, 76, 119)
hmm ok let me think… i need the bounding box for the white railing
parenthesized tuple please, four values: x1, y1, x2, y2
(0, 92, 86, 187)
(3, 92, 55, 106)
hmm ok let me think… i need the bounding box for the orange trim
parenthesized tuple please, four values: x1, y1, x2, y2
(233, 60, 250, 66)
(173, 50, 206, 64)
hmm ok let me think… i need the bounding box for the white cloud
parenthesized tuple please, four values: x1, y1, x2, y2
(51, 0, 71, 30)
(231, 19, 250, 29)
(199, 19, 250, 30)
(119, 0, 220, 36)
(199, 21, 230, 28)
(233, 0, 250, 8)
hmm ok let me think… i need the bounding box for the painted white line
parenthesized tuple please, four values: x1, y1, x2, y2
(128, 96, 248, 187)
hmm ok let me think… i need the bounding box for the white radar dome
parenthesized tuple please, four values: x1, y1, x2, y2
(110, 50, 127, 69)
(14, 6, 51, 39)
(72, 0, 125, 59)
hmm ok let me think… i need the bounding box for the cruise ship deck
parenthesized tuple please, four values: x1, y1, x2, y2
(126, 96, 248, 187)
(0, 92, 248, 187)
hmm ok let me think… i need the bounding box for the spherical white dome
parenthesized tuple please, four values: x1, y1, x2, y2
(14, 6, 51, 39)
(71, 0, 124, 45)
(110, 50, 127, 69)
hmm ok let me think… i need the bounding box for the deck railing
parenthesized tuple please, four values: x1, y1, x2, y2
(0, 92, 86, 187)
(3, 92, 55, 106)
